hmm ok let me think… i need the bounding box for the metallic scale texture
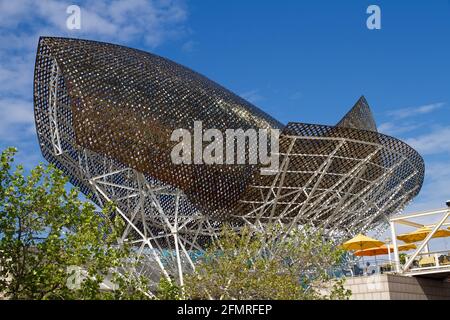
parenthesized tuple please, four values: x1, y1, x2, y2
(336, 96, 378, 132)
(35, 36, 282, 220)
(34, 37, 424, 287)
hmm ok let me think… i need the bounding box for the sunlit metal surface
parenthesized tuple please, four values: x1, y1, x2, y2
(34, 37, 424, 287)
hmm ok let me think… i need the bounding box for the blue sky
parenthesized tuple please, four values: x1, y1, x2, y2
(0, 1, 449, 247)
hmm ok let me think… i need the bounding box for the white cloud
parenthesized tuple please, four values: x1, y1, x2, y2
(0, 0, 189, 47)
(0, 98, 35, 142)
(181, 40, 197, 53)
(0, 99, 34, 124)
(405, 126, 450, 155)
(240, 89, 264, 104)
(387, 102, 445, 119)
(401, 160, 450, 214)
(0, 57, 34, 98)
(0, 1, 31, 27)
(378, 121, 422, 136)
(0, 0, 191, 148)
(377, 99, 449, 222)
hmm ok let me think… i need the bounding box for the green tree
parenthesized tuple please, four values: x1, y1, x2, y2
(0, 147, 150, 300)
(399, 253, 407, 265)
(181, 225, 351, 300)
(156, 277, 182, 300)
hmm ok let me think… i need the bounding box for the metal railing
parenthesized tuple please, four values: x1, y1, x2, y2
(330, 259, 394, 278)
(407, 250, 450, 272)
(337, 250, 450, 278)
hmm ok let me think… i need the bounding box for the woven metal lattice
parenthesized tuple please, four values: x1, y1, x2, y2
(234, 122, 424, 235)
(34, 36, 282, 221)
(34, 36, 424, 249)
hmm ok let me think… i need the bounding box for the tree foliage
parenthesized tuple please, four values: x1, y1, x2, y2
(0, 147, 149, 299)
(181, 225, 351, 300)
(0, 147, 351, 300)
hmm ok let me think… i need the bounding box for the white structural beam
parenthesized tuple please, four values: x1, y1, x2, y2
(389, 206, 450, 275)
(395, 220, 424, 228)
(390, 221, 401, 273)
(402, 210, 449, 272)
(48, 59, 63, 156)
(390, 208, 448, 222)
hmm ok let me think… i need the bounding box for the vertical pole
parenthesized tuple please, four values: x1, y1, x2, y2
(386, 238, 392, 264)
(390, 221, 401, 273)
(173, 191, 184, 289)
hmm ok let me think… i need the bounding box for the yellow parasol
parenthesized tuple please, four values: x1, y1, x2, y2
(341, 234, 384, 251)
(354, 243, 417, 257)
(397, 226, 450, 243)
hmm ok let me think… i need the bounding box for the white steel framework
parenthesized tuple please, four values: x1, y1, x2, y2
(33, 37, 425, 291)
(389, 207, 450, 276)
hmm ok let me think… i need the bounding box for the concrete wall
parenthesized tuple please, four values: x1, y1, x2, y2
(344, 274, 450, 300)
